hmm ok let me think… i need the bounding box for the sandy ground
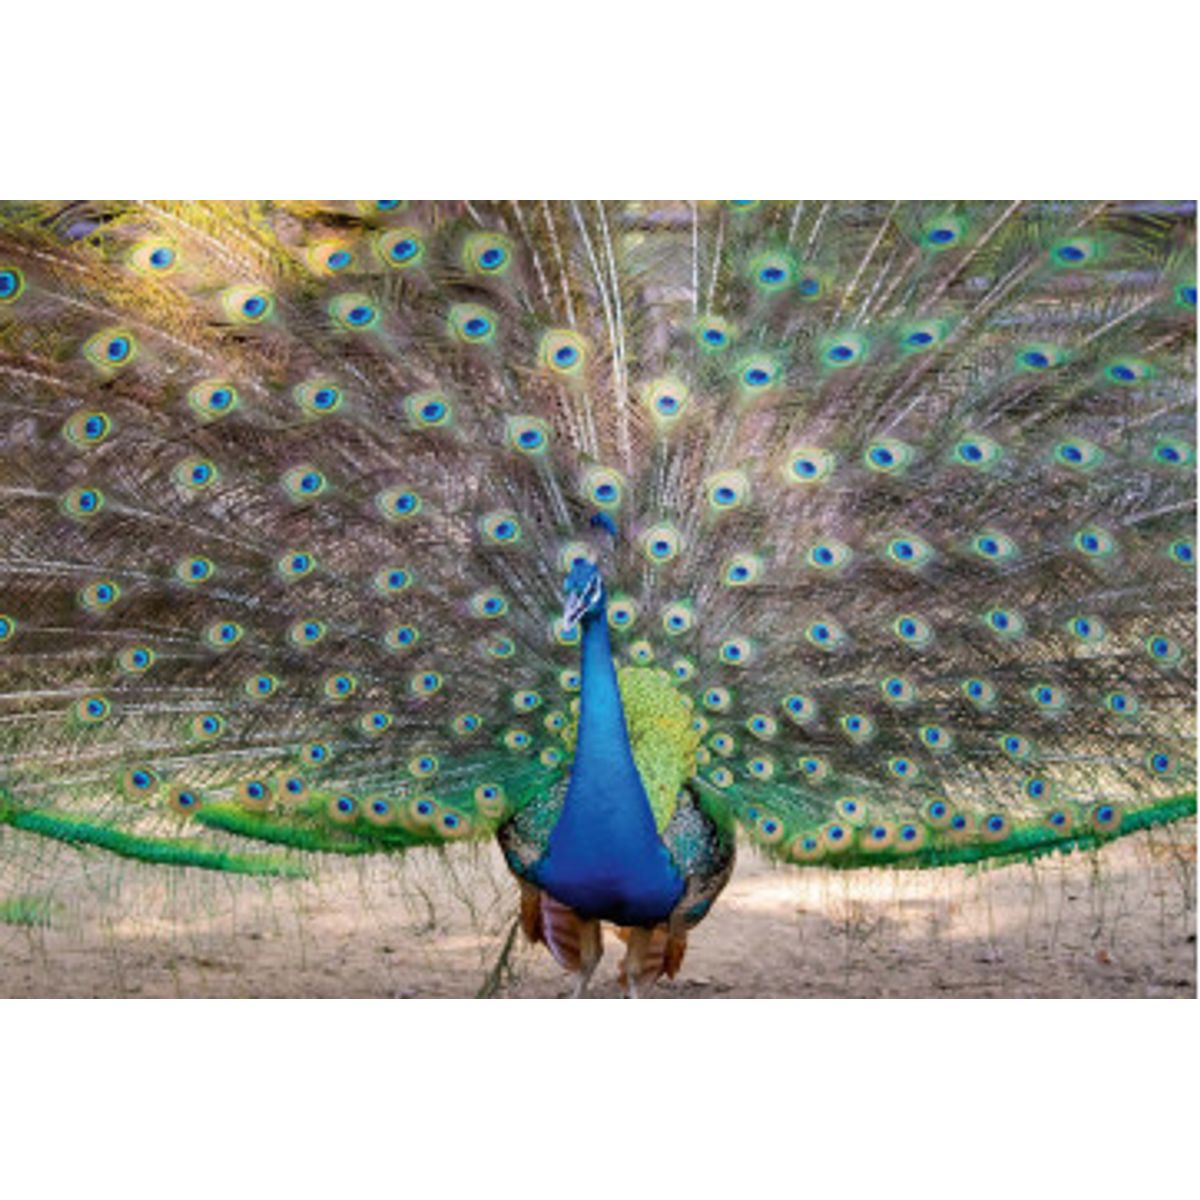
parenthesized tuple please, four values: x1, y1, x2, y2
(1, 821, 1194, 998)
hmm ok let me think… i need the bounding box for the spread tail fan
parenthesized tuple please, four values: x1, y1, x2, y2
(0, 200, 1194, 989)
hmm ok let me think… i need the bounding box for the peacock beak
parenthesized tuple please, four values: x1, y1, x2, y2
(562, 591, 589, 632)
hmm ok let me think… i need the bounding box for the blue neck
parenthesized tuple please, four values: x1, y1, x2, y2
(534, 601, 684, 924)
(569, 608, 644, 798)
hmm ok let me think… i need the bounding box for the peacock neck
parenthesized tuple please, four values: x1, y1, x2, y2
(571, 606, 642, 793)
(535, 599, 686, 924)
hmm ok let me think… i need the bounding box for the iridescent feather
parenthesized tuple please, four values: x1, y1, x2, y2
(0, 200, 1194, 992)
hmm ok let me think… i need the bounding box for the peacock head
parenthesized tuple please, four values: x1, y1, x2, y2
(562, 558, 605, 631)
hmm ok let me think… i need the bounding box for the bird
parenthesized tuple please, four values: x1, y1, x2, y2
(0, 199, 1194, 997)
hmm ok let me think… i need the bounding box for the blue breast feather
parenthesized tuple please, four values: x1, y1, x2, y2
(532, 607, 685, 926)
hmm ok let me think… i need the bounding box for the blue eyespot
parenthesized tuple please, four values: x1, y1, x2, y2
(391, 238, 417, 261)
(327, 250, 351, 271)
(348, 305, 374, 326)
(928, 227, 955, 244)
(986, 815, 1004, 833)
(798, 277, 820, 296)
(554, 345, 579, 367)
(906, 331, 933, 347)
(870, 447, 894, 467)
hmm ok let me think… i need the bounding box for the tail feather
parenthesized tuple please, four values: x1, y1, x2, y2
(0, 200, 1193, 878)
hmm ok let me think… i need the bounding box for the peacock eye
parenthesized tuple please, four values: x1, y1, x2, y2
(0, 268, 26, 301)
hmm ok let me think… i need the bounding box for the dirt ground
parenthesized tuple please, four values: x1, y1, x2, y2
(1, 821, 1194, 998)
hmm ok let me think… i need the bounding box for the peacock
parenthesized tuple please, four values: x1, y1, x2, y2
(0, 200, 1194, 997)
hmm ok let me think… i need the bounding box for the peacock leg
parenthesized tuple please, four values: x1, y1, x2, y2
(619, 926, 659, 998)
(570, 920, 604, 998)
(520, 886, 606, 995)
